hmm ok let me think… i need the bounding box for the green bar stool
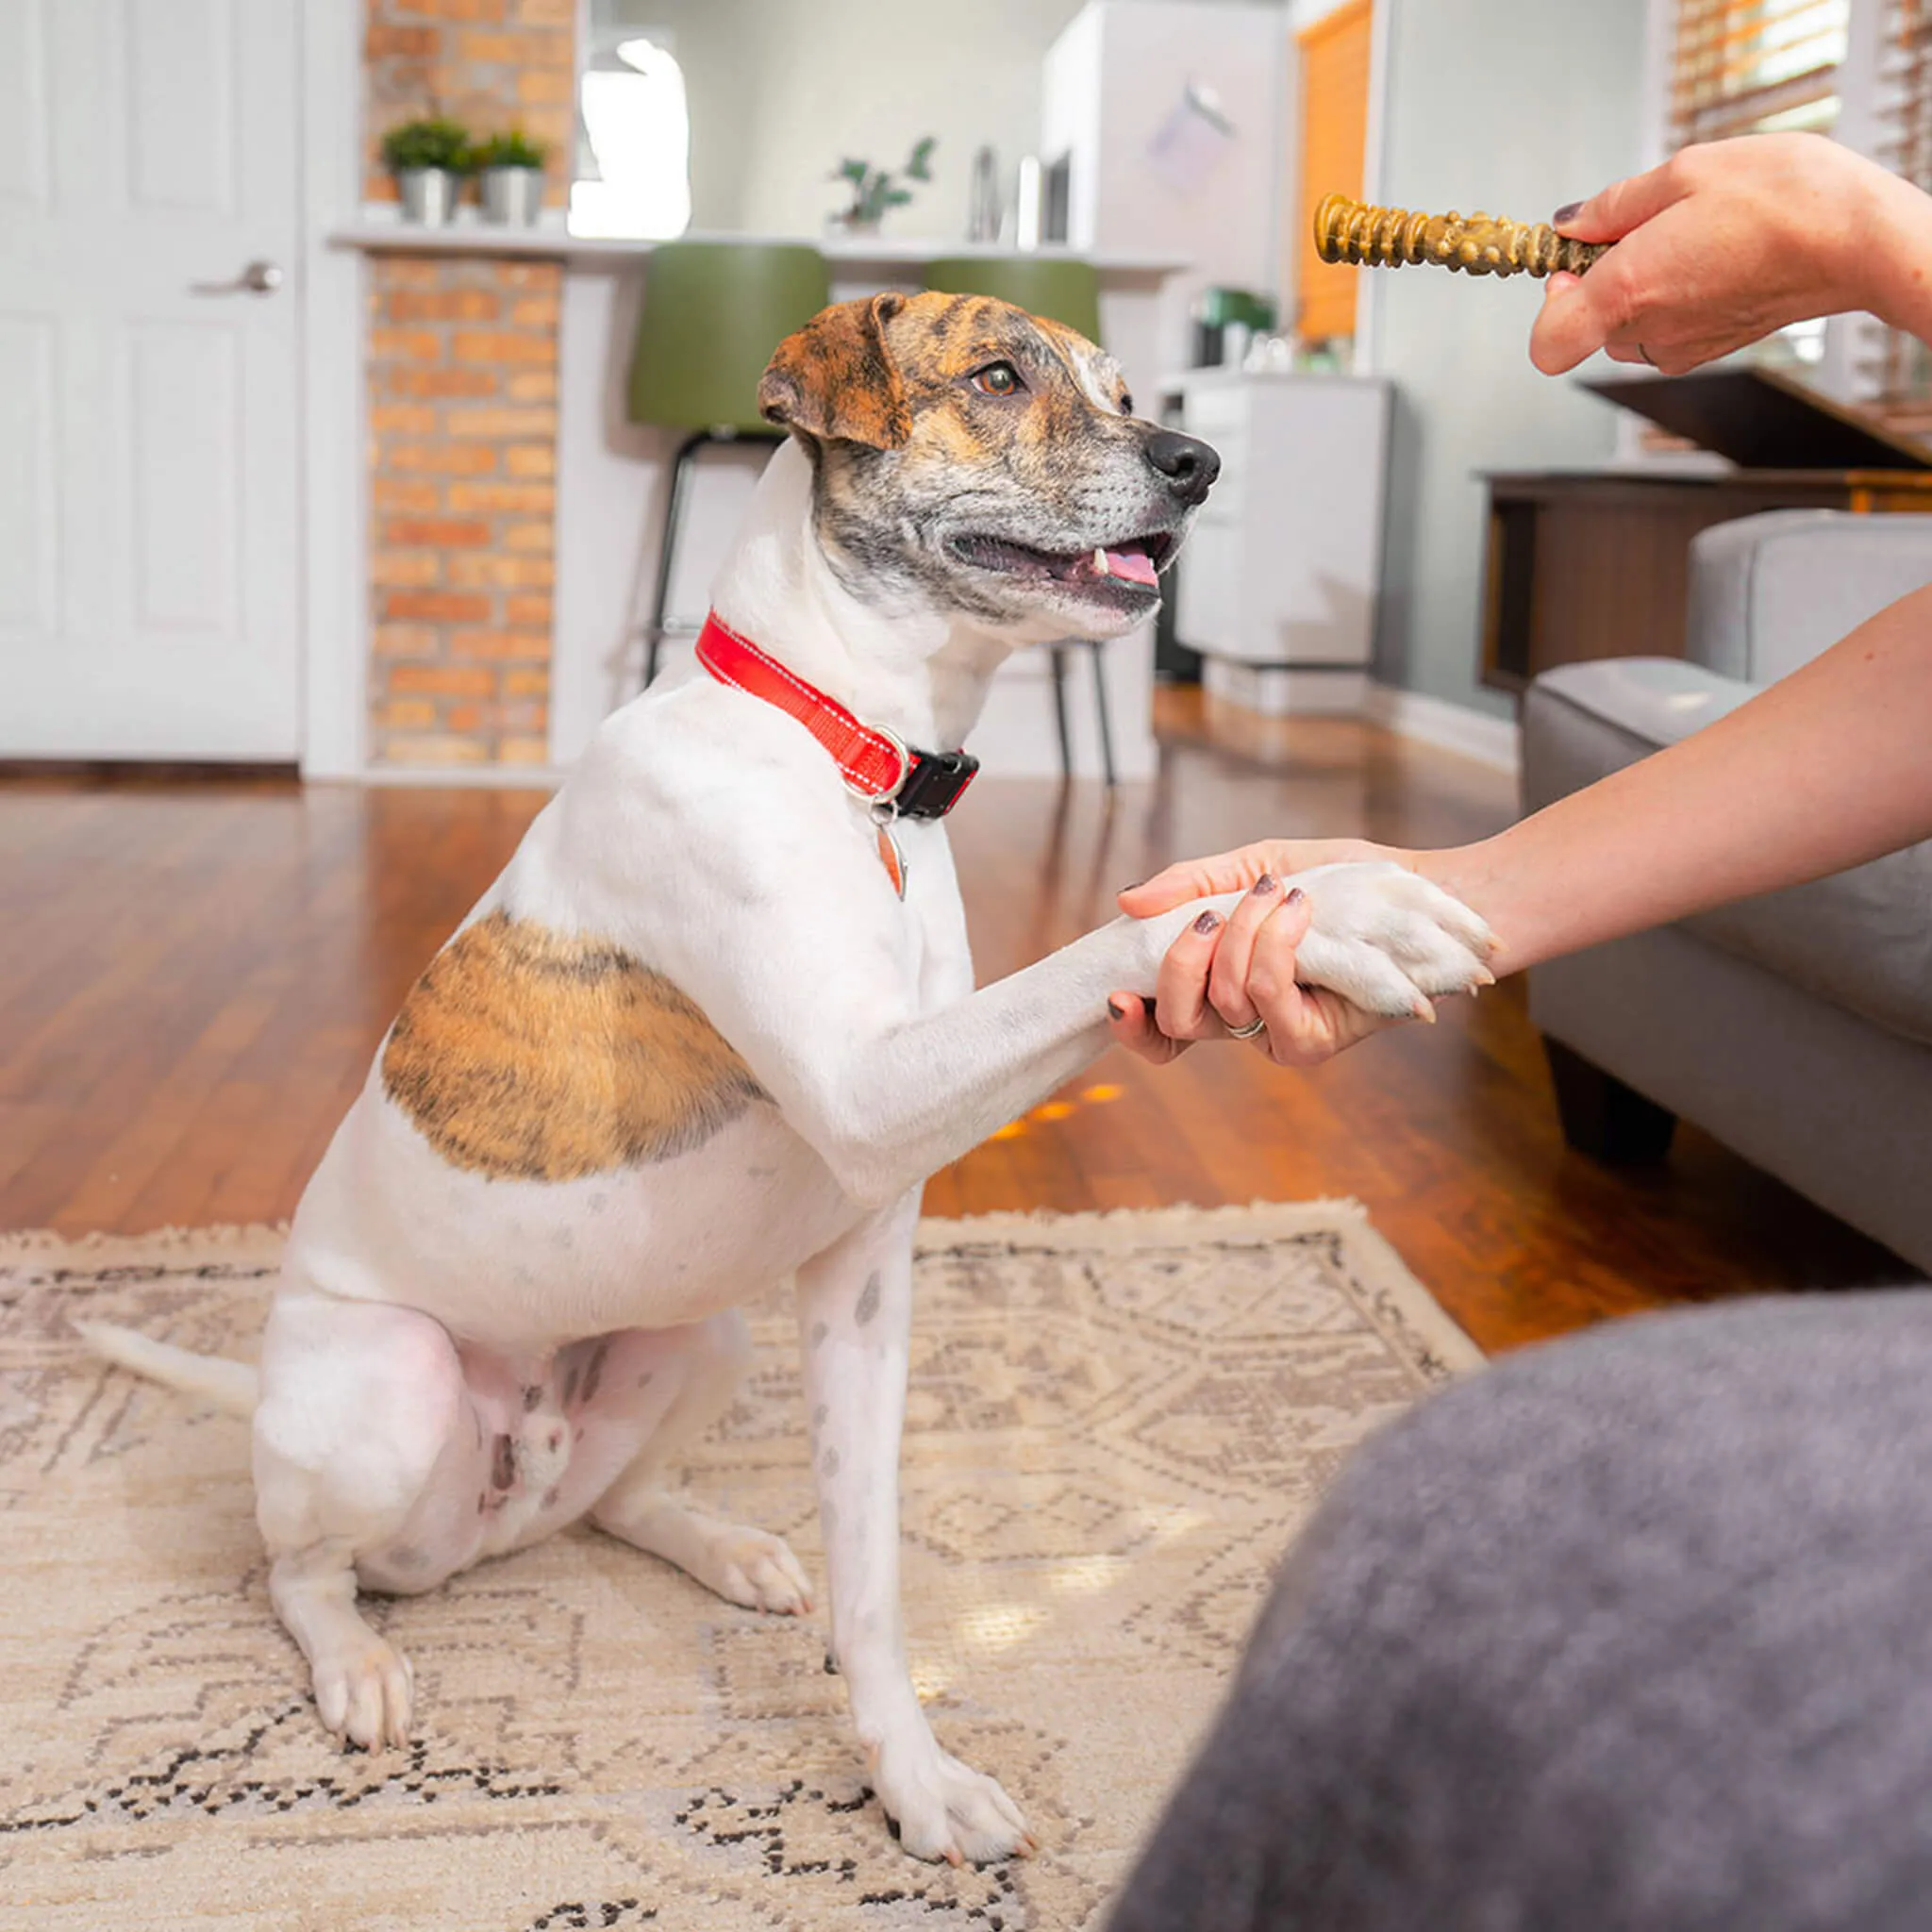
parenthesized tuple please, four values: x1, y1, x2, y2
(924, 257, 1116, 784)
(627, 242, 832, 687)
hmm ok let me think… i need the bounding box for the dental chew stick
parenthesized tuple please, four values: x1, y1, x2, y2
(1314, 193, 1609, 281)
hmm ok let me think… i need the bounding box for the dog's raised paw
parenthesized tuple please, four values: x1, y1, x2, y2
(876, 1741, 1034, 1865)
(1291, 862, 1497, 1018)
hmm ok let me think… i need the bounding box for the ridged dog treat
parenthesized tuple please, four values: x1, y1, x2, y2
(1314, 192, 1609, 280)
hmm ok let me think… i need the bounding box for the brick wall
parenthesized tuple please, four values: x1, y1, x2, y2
(367, 257, 559, 767)
(362, 0, 574, 769)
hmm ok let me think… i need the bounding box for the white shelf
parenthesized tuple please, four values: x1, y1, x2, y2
(327, 216, 1186, 279)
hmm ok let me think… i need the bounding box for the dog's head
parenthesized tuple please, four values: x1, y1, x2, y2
(757, 291, 1219, 639)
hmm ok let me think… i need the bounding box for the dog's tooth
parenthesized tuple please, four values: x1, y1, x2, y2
(1093, 547, 1109, 576)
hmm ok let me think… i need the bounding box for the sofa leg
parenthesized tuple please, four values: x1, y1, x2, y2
(1543, 1038, 1677, 1165)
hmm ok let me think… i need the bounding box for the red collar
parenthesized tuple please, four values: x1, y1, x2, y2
(695, 612, 979, 821)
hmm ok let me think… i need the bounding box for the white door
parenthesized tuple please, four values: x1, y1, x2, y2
(0, 0, 303, 760)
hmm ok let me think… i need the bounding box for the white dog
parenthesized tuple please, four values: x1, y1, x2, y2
(83, 291, 1495, 1866)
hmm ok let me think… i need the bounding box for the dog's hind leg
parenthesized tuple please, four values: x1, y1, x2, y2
(252, 1288, 469, 1751)
(590, 1308, 813, 1615)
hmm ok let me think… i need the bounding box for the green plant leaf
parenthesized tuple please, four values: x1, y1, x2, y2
(381, 115, 475, 174)
(905, 135, 936, 182)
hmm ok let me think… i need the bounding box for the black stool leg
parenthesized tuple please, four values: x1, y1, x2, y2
(642, 428, 712, 691)
(1048, 644, 1073, 778)
(1088, 641, 1117, 788)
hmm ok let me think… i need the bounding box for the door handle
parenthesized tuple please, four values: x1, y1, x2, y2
(190, 259, 284, 297)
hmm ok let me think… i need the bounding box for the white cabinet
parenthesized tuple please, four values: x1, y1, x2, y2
(1174, 371, 1391, 715)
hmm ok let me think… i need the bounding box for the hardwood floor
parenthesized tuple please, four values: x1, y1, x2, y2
(0, 691, 1908, 1354)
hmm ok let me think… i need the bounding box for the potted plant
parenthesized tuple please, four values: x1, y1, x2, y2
(471, 129, 549, 228)
(381, 116, 473, 226)
(829, 137, 936, 236)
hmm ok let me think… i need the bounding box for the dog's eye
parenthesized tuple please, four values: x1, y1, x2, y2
(1119, 391, 1135, 415)
(970, 362, 1024, 397)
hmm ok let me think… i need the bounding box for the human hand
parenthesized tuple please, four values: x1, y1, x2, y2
(1530, 133, 1903, 376)
(1106, 841, 1494, 1068)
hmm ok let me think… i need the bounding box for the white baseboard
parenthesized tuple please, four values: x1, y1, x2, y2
(1363, 682, 1521, 774)
(1203, 659, 1369, 717)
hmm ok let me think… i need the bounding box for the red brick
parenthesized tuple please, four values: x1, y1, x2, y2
(370, 327, 443, 363)
(510, 0, 573, 23)
(384, 591, 492, 624)
(503, 668, 549, 697)
(500, 735, 551, 765)
(384, 442, 500, 475)
(370, 258, 447, 290)
(499, 261, 561, 291)
(503, 442, 555, 479)
(371, 550, 441, 588)
(387, 365, 501, 399)
(388, 0, 506, 20)
(375, 734, 491, 767)
(444, 406, 556, 441)
(505, 370, 558, 403)
(371, 404, 438, 437)
(373, 623, 441, 658)
(375, 696, 440, 729)
(373, 477, 442, 513)
(501, 519, 553, 552)
(391, 661, 498, 696)
(448, 627, 551, 661)
(514, 67, 573, 106)
(445, 479, 552, 513)
(504, 592, 553, 626)
(365, 23, 440, 58)
(459, 28, 573, 64)
(450, 332, 556, 368)
(508, 295, 560, 328)
(386, 288, 503, 324)
(383, 516, 491, 549)
(448, 553, 554, 589)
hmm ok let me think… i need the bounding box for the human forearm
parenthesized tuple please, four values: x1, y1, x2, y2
(1421, 585, 1932, 975)
(1866, 166, 1932, 346)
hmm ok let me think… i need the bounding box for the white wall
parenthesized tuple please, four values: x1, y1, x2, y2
(1366, 0, 1651, 719)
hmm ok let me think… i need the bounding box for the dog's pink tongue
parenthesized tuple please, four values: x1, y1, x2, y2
(1106, 547, 1159, 588)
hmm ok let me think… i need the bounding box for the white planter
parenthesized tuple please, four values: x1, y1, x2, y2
(479, 166, 544, 226)
(394, 168, 460, 225)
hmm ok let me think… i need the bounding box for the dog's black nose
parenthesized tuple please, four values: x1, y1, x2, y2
(1143, 429, 1221, 505)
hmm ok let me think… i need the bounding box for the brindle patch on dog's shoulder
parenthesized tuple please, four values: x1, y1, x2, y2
(381, 909, 767, 1182)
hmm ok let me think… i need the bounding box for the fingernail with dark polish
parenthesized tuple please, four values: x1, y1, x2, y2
(1193, 911, 1222, 936)
(1252, 874, 1278, 896)
(1107, 999, 1124, 1021)
(1285, 887, 1307, 908)
(1553, 201, 1582, 225)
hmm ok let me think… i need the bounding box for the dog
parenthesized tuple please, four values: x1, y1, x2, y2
(80, 291, 1496, 1866)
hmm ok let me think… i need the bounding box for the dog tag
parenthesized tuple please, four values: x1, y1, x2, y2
(876, 824, 908, 899)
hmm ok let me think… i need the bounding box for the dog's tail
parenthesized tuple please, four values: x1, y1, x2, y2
(73, 1321, 258, 1418)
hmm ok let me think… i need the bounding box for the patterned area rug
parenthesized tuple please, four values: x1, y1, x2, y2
(0, 1204, 1478, 1931)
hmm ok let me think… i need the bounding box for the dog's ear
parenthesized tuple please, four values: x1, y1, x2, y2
(758, 293, 911, 451)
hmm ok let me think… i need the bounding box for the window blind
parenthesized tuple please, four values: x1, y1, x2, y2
(1864, 0, 1932, 405)
(1670, 0, 1851, 144)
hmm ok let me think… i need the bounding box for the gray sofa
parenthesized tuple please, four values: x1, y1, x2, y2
(1522, 509, 1932, 1274)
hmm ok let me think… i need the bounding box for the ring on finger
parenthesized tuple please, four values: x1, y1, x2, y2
(1226, 1015, 1268, 1041)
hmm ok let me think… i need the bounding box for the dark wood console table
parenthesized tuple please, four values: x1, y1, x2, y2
(1479, 466, 1932, 694)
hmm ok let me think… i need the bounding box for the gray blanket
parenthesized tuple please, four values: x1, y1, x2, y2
(1108, 1290, 1932, 1931)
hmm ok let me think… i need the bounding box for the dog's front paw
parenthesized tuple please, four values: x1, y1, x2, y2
(312, 1633, 415, 1752)
(1291, 862, 1497, 1018)
(873, 1739, 1035, 1865)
